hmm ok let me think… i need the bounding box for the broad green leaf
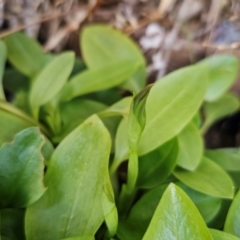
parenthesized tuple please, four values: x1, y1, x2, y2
(4, 32, 48, 77)
(205, 148, 240, 171)
(110, 117, 128, 175)
(143, 184, 213, 240)
(0, 209, 25, 240)
(26, 115, 113, 239)
(174, 157, 235, 199)
(139, 64, 207, 155)
(137, 138, 178, 189)
(61, 61, 139, 102)
(176, 182, 221, 223)
(177, 122, 203, 170)
(201, 93, 239, 133)
(81, 24, 146, 93)
(0, 41, 7, 100)
(0, 128, 46, 208)
(81, 25, 145, 68)
(198, 55, 239, 102)
(99, 97, 132, 118)
(30, 52, 75, 118)
(210, 229, 240, 240)
(224, 190, 240, 237)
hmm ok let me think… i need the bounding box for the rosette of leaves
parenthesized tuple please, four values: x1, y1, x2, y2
(0, 25, 240, 240)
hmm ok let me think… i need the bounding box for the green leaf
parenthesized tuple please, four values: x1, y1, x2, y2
(210, 229, 240, 240)
(137, 138, 178, 189)
(173, 157, 235, 199)
(101, 183, 118, 238)
(29, 52, 75, 118)
(0, 127, 46, 208)
(0, 41, 7, 100)
(224, 189, 240, 237)
(0, 209, 25, 240)
(81, 24, 145, 68)
(81, 24, 146, 93)
(139, 64, 207, 155)
(198, 55, 239, 102)
(53, 99, 107, 143)
(99, 97, 132, 118)
(0, 101, 49, 146)
(176, 182, 221, 223)
(201, 93, 239, 134)
(143, 183, 213, 240)
(4, 32, 49, 77)
(25, 115, 113, 239)
(205, 148, 240, 172)
(177, 122, 203, 170)
(0, 106, 35, 147)
(61, 60, 139, 102)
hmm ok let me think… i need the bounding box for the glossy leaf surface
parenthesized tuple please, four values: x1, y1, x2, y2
(174, 157, 234, 199)
(142, 184, 213, 240)
(177, 122, 203, 170)
(0, 128, 46, 208)
(139, 64, 207, 155)
(26, 115, 112, 239)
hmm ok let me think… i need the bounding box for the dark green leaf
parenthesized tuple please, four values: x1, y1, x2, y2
(0, 128, 46, 208)
(137, 138, 178, 189)
(0, 209, 25, 240)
